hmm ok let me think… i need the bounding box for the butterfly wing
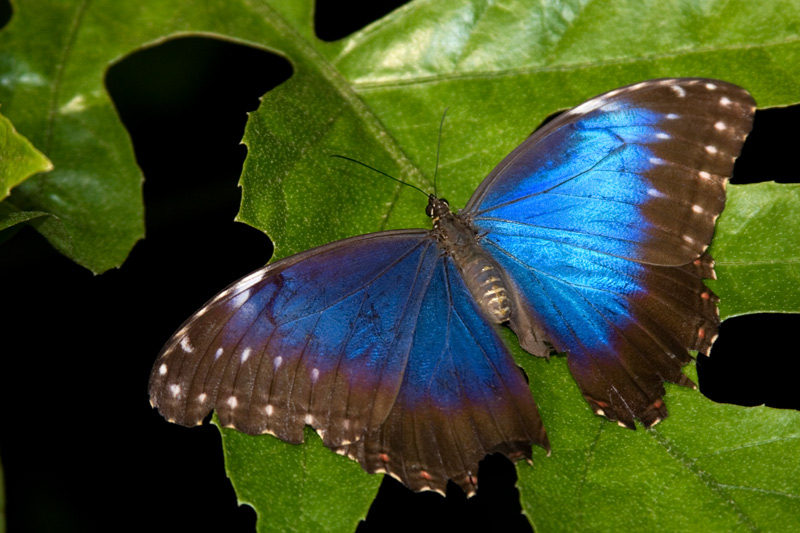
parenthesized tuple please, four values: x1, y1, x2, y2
(465, 78, 756, 427)
(149, 229, 546, 494)
(339, 255, 548, 495)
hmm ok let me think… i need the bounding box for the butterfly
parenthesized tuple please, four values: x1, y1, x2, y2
(149, 78, 756, 496)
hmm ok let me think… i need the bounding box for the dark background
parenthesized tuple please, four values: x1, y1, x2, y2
(1, 1, 797, 531)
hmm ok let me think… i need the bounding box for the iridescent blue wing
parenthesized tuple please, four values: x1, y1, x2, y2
(149, 230, 546, 494)
(339, 256, 548, 495)
(465, 78, 756, 427)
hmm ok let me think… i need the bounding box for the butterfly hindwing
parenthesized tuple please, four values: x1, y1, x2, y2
(339, 256, 548, 495)
(467, 78, 755, 427)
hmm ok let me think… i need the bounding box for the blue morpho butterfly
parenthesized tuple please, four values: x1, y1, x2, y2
(150, 78, 756, 496)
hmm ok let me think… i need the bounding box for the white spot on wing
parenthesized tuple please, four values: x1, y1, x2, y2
(699, 171, 712, 180)
(227, 288, 251, 309)
(227, 396, 238, 408)
(666, 113, 679, 120)
(714, 121, 726, 131)
(647, 188, 665, 198)
(265, 404, 273, 416)
(705, 83, 717, 90)
(705, 145, 718, 154)
(241, 347, 252, 363)
(649, 157, 664, 166)
(387, 471, 404, 483)
(169, 384, 181, 397)
(671, 85, 686, 97)
(180, 336, 194, 353)
(311, 368, 320, 383)
(304, 414, 314, 425)
(720, 96, 732, 107)
(692, 204, 705, 214)
(274, 356, 283, 369)
(214, 347, 224, 360)
(655, 132, 670, 140)
(682, 235, 696, 245)
(159, 364, 168, 375)
(198, 393, 207, 403)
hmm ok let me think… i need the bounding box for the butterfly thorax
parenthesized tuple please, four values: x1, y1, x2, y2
(427, 195, 512, 324)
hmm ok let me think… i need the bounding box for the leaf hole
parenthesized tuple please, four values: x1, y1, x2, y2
(106, 36, 284, 319)
(360, 453, 531, 532)
(0, 0, 10, 30)
(735, 104, 800, 184)
(699, 313, 800, 410)
(315, 0, 410, 41)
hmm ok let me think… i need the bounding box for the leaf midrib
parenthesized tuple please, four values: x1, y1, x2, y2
(45, 0, 90, 154)
(242, 0, 427, 228)
(351, 35, 800, 90)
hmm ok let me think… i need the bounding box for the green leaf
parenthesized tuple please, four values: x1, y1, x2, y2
(233, 0, 800, 526)
(0, 110, 52, 201)
(515, 354, 800, 533)
(710, 182, 800, 319)
(231, 3, 800, 529)
(3, 0, 799, 531)
(218, 422, 380, 533)
(0, 109, 53, 236)
(0, 1, 146, 273)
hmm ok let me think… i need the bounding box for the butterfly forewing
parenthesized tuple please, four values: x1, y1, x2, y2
(468, 78, 754, 266)
(150, 231, 431, 446)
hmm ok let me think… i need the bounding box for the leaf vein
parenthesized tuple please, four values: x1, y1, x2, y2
(649, 430, 760, 531)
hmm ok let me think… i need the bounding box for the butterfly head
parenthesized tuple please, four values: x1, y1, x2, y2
(425, 195, 451, 221)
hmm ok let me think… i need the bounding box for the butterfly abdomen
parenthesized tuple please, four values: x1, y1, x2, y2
(456, 248, 512, 324)
(431, 198, 513, 324)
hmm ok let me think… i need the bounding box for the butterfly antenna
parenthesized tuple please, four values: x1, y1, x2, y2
(330, 155, 429, 198)
(433, 107, 449, 197)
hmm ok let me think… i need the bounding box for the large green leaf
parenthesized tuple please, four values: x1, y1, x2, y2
(232, 3, 800, 531)
(2, 0, 799, 531)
